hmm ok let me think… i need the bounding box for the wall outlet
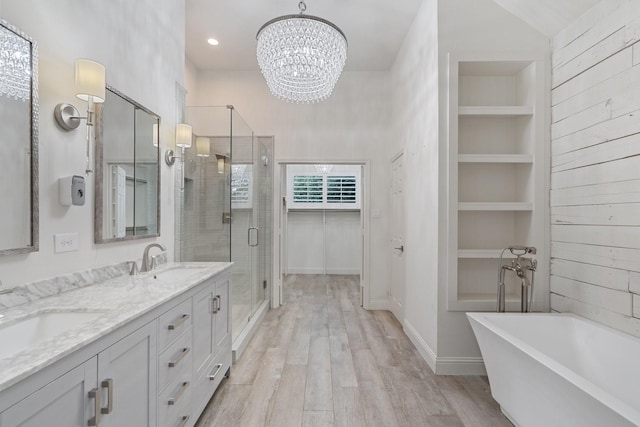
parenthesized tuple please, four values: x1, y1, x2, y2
(54, 233, 78, 253)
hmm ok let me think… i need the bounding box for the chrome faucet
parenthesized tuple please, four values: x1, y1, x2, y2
(140, 243, 166, 273)
(497, 246, 537, 312)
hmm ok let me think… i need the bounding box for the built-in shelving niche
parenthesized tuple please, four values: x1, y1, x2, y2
(447, 52, 548, 312)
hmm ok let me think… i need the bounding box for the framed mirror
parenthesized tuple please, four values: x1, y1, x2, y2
(95, 86, 160, 243)
(0, 19, 39, 255)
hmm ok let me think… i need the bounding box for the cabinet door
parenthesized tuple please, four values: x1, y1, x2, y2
(214, 277, 230, 350)
(192, 283, 214, 380)
(98, 321, 157, 427)
(0, 358, 98, 427)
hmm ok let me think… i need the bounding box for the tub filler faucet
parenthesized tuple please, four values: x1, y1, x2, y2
(497, 246, 537, 312)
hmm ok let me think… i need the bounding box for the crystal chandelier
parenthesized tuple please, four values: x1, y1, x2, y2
(256, 1, 348, 104)
(0, 26, 31, 102)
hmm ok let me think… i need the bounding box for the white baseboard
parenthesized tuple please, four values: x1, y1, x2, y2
(404, 320, 487, 376)
(404, 320, 437, 373)
(435, 357, 486, 375)
(232, 299, 269, 364)
(367, 299, 390, 310)
(286, 268, 360, 275)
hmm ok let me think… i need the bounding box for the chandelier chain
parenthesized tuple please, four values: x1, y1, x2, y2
(298, 1, 307, 13)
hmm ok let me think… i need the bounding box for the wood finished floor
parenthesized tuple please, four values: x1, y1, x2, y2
(195, 275, 512, 427)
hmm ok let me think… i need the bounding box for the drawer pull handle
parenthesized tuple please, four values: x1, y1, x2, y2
(101, 378, 113, 414)
(177, 415, 190, 427)
(88, 387, 101, 426)
(168, 347, 190, 368)
(208, 363, 223, 381)
(168, 314, 190, 330)
(168, 381, 190, 406)
(213, 295, 221, 313)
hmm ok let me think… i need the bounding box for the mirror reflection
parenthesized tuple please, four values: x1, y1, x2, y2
(0, 19, 39, 255)
(95, 87, 160, 243)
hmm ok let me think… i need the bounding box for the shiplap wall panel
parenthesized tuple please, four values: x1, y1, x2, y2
(551, 293, 640, 336)
(552, 133, 640, 172)
(551, 241, 640, 272)
(550, 179, 640, 207)
(552, 155, 640, 189)
(552, 107, 640, 156)
(552, 2, 640, 87)
(551, 1, 640, 337)
(633, 294, 640, 318)
(552, 0, 632, 64)
(552, 224, 640, 250)
(552, 203, 640, 226)
(553, 0, 630, 53)
(550, 275, 632, 315)
(552, 48, 633, 112)
(551, 258, 629, 292)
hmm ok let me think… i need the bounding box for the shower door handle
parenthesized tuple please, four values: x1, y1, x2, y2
(248, 227, 259, 247)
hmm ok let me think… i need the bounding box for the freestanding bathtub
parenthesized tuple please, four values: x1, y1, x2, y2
(467, 312, 640, 427)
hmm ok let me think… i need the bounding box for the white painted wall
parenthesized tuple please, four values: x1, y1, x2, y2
(0, 1, 184, 287)
(389, 0, 440, 364)
(435, 0, 550, 373)
(186, 70, 391, 305)
(550, 0, 640, 337)
(389, 0, 550, 374)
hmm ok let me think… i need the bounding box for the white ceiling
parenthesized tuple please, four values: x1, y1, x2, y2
(185, 0, 600, 72)
(492, 0, 600, 37)
(185, 0, 424, 71)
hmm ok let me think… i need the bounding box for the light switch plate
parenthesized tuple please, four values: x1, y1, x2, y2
(54, 233, 78, 253)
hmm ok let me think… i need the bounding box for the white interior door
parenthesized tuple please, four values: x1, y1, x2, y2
(390, 153, 405, 322)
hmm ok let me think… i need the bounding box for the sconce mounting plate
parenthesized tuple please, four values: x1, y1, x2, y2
(165, 149, 177, 166)
(54, 103, 81, 131)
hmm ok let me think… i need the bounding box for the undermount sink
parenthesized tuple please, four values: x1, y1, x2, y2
(0, 311, 104, 360)
(151, 265, 207, 283)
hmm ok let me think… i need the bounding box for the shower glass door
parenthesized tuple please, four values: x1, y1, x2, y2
(179, 106, 272, 344)
(230, 112, 272, 341)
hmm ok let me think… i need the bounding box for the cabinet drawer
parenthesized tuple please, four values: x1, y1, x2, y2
(158, 327, 193, 391)
(158, 299, 192, 350)
(159, 369, 192, 427)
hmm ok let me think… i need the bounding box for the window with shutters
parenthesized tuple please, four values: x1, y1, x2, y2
(231, 164, 252, 208)
(287, 165, 360, 209)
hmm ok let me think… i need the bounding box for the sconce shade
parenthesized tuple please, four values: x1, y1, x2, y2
(75, 59, 105, 103)
(196, 137, 210, 157)
(217, 157, 225, 174)
(176, 123, 193, 148)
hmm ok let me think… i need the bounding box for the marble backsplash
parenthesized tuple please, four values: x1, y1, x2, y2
(0, 254, 167, 311)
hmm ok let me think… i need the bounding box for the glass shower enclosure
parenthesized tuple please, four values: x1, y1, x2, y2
(176, 106, 272, 347)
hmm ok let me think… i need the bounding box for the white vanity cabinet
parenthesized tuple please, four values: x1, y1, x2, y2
(0, 264, 232, 427)
(0, 321, 157, 427)
(191, 273, 231, 423)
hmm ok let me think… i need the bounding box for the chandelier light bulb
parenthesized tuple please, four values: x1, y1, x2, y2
(256, 1, 348, 103)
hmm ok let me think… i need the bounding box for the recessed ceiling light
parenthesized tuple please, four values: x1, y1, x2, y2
(207, 38, 219, 46)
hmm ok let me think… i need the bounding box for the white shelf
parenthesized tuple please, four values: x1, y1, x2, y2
(448, 54, 546, 313)
(458, 249, 518, 259)
(458, 154, 533, 163)
(458, 202, 533, 211)
(459, 106, 533, 116)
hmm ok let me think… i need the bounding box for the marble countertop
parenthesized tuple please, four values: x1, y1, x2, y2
(0, 262, 232, 393)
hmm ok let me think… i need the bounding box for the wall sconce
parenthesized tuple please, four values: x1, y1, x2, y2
(196, 137, 210, 158)
(164, 123, 192, 166)
(53, 58, 106, 174)
(215, 154, 226, 174)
